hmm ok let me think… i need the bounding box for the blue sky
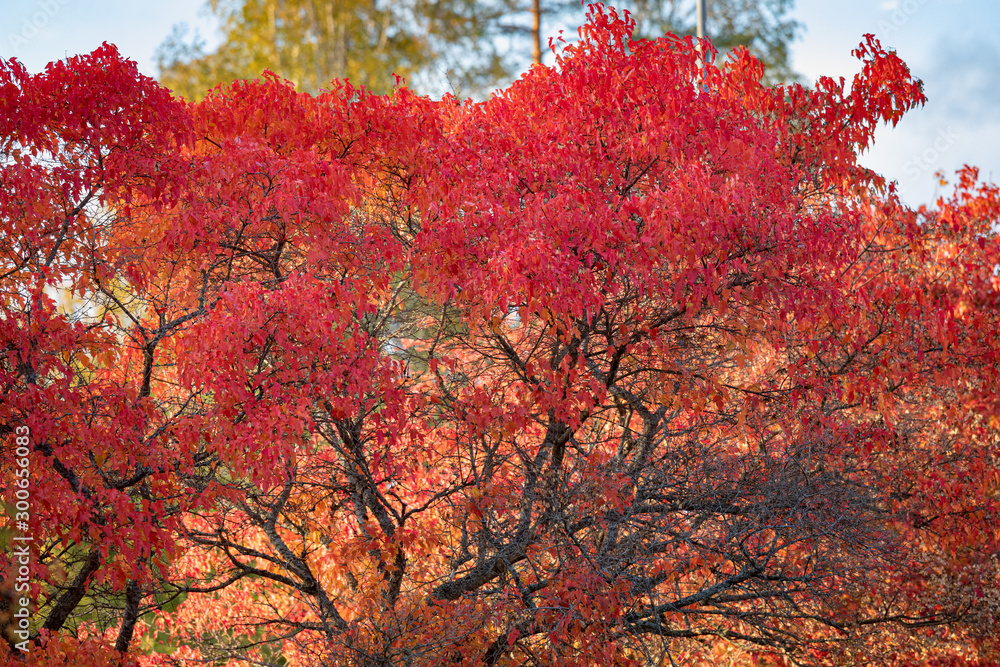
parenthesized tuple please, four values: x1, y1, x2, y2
(2, 0, 998, 208)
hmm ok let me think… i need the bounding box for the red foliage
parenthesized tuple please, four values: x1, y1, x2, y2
(2, 6, 999, 666)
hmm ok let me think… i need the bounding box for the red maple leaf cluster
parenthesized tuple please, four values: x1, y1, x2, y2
(2, 5, 999, 666)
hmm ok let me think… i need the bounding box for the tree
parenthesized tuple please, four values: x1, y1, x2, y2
(628, 0, 799, 81)
(155, 0, 511, 99)
(3, 5, 1000, 666)
(516, 0, 799, 80)
(0, 43, 197, 664)
(156, 0, 800, 101)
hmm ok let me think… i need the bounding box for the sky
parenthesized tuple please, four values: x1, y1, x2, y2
(1, 0, 998, 208)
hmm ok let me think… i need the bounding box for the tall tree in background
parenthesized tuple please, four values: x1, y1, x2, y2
(628, 0, 798, 81)
(157, 0, 799, 100)
(155, 0, 512, 99)
(518, 0, 798, 81)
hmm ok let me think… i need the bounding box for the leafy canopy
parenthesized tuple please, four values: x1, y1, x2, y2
(2, 4, 1000, 667)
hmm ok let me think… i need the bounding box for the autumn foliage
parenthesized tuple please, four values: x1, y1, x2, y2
(2, 5, 1000, 666)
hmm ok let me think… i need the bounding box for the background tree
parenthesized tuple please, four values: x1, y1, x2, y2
(156, 0, 800, 100)
(155, 0, 512, 99)
(628, 0, 799, 81)
(515, 0, 799, 80)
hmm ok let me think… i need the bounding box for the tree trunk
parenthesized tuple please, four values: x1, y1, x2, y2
(532, 0, 542, 64)
(114, 580, 142, 654)
(41, 548, 100, 632)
